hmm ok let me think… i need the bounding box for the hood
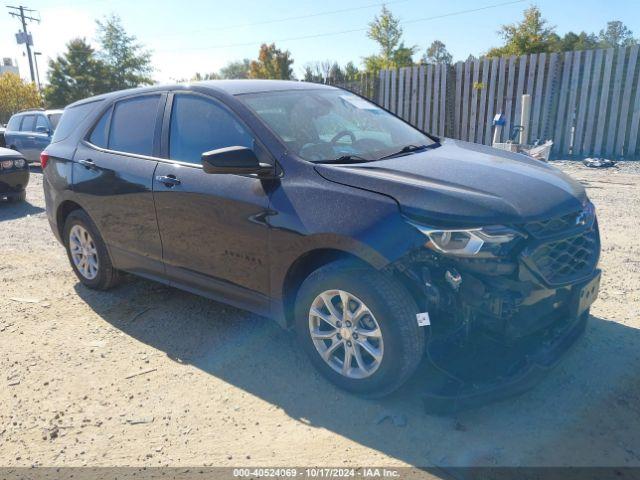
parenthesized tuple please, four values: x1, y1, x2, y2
(0, 147, 24, 159)
(314, 138, 587, 227)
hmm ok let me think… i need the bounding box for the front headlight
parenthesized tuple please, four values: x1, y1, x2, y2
(13, 158, 25, 168)
(412, 223, 520, 257)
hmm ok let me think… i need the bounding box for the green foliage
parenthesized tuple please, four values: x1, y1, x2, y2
(599, 21, 638, 48)
(44, 39, 110, 108)
(422, 40, 452, 64)
(303, 61, 360, 83)
(0, 73, 42, 123)
(364, 5, 417, 72)
(487, 6, 556, 57)
(219, 59, 251, 79)
(487, 7, 638, 57)
(96, 14, 153, 90)
(552, 31, 599, 51)
(249, 43, 294, 80)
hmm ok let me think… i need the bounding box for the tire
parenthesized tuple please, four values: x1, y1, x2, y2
(7, 191, 26, 202)
(294, 260, 425, 397)
(63, 209, 121, 290)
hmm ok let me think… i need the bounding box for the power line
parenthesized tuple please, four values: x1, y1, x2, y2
(158, 0, 409, 38)
(157, 0, 526, 53)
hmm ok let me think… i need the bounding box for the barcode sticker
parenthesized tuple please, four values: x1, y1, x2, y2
(416, 312, 431, 327)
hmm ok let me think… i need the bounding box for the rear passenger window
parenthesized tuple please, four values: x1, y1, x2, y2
(169, 94, 253, 164)
(108, 95, 161, 156)
(20, 115, 35, 132)
(89, 107, 112, 148)
(35, 115, 49, 131)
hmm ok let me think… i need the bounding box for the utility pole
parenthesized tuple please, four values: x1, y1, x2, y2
(7, 5, 40, 84)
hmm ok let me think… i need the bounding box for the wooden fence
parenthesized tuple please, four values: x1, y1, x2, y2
(333, 46, 640, 160)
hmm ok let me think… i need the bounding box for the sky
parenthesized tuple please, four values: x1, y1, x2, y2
(0, 0, 638, 85)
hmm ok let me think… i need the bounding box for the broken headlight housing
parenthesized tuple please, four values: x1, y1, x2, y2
(412, 223, 521, 258)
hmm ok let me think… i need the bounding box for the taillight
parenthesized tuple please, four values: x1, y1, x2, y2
(40, 151, 50, 169)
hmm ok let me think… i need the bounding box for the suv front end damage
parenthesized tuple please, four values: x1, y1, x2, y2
(388, 203, 601, 409)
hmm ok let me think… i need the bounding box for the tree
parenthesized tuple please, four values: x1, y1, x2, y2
(0, 73, 42, 123)
(96, 14, 153, 90)
(553, 31, 599, 51)
(599, 21, 637, 48)
(422, 40, 452, 64)
(44, 38, 109, 108)
(219, 59, 251, 79)
(191, 72, 219, 81)
(248, 43, 294, 80)
(364, 5, 417, 72)
(487, 6, 557, 57)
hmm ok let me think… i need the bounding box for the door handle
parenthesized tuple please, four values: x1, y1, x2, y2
(78, 159, 96, 169)
(155, 175, 181, 187)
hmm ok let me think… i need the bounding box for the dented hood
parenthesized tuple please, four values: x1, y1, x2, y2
(314, 138, 587, 227)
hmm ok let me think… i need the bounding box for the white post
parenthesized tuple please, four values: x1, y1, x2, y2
(520, 94, 531, 145)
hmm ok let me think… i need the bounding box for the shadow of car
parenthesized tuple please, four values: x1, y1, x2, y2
(73, 275, 640, 469)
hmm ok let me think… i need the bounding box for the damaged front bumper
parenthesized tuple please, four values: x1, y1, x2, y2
(388, 238, 601, 411)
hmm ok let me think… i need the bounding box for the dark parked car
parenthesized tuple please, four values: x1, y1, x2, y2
(0, 147, 29, 202)
(4, 108, 63, 163)
(0, 124, 6, 148)
(42, 81, 600, 398)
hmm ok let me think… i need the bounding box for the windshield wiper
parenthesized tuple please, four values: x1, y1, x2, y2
(377, 144, 432, 160)
(315, 154, 371, 164)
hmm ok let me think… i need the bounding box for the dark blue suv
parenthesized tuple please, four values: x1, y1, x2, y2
(4, 108, 63, 163)
(41, 81, 601, 398)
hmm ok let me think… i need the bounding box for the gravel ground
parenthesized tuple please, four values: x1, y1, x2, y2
(1, 161, 639, 471)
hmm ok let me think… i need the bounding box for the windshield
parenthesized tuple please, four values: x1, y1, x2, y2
(238, 89, 436, 162)
(47, 113, 62, 130)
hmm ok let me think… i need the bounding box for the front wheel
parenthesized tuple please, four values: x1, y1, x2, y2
(295, 261, 425, 397)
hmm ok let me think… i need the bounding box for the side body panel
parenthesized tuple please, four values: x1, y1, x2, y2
(71, 141, 163, 277)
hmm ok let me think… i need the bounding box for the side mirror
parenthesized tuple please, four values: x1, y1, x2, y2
(202, 146, 274, 176)
(36, 126, 51, 135)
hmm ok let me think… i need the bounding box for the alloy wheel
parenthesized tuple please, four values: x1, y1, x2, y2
(69, 224, 99, 280)
(308, 289, 384, 379)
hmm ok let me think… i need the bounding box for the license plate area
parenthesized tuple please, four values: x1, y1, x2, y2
(572, 271, 601, 317)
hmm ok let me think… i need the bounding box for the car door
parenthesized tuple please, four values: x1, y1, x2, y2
(72, 93, 166, 277)
(153, 92, 272, 313)
(17, 114, 36, 160)
(32, 114, 52, 159)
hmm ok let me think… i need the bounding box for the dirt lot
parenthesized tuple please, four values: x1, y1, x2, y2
(1, 162, 639, 471)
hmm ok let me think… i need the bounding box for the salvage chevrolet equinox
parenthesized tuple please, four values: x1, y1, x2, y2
(42, 80, 601, 397)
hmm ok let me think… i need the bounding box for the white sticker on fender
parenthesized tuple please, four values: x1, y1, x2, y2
(416, 312, 431, 327)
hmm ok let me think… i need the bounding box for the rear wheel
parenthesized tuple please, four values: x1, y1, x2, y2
(295, 261, 425, 397)
(63, 209, 121, 290)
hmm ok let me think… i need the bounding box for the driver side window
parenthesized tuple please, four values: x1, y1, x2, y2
(169, 94, 254, 165)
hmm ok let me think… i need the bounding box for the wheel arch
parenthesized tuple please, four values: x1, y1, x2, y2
(56, 200, 85, 241)
(279, 247, 381, 329)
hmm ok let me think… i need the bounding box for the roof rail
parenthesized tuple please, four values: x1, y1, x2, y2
(16, 107, 45, 114)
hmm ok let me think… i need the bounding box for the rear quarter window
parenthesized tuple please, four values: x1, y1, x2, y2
(6, 115, 21, 131)
(51, 100, 103, 144)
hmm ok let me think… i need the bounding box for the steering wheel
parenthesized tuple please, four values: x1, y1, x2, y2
(330, 130, 356, 145)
